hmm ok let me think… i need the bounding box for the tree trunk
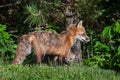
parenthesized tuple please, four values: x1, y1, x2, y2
(61, 0, 82, 63)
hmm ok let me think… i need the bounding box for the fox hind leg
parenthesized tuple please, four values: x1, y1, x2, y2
(12, 53, 26, 64)
(12, 40, 32, 64)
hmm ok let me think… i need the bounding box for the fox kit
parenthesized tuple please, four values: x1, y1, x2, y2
(12, 20, 89, 64)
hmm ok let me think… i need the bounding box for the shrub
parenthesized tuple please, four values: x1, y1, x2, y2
(0, 24, 16, 63)
(83, 20, 120, 70)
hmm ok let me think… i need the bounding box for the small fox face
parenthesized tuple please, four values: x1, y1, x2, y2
(65, 53, 76, 64)
(76, 21, 90, 43)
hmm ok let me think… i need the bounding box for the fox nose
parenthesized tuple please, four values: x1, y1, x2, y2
(86, 37, 90, 42)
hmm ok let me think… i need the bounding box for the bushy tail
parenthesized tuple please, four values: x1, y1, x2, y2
(12, 35, 32, 64)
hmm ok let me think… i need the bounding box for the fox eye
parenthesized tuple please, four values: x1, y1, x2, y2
(79, 33, 85, 36)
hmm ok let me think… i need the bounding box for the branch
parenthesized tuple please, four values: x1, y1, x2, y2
(0, 1, 21, 8)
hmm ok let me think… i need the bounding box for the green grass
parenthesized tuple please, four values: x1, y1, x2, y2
(0, 63, 120, 80)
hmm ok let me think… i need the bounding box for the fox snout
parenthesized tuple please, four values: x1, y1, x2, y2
(76, 35, 90, 43)
(85, 36, 90, 43)
(81, 36, 90, 43)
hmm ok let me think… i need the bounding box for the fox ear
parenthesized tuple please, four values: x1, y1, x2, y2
(77, 20, 83, 28)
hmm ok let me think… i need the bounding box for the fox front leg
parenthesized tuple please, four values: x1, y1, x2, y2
(36, 51, 42, 64)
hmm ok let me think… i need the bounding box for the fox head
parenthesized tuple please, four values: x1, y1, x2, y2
(75, 20, 90, 43)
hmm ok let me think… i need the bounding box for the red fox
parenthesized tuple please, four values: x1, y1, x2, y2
(12, 20, 90, 64)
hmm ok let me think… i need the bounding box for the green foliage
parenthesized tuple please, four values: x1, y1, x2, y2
(24, 4, 45, 28)
(102, 26, 111, 39)
(84, 20, 120, 70)
(0, 24, 16, 62)
(23, 0, 64, 32)
(0, 64, 119, 80)
(113, 21, 120, 33)
(75, 0, 103, 25)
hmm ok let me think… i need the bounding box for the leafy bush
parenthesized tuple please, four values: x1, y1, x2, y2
(0, 24, 16, 63)
(83, 20, 120, 70)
